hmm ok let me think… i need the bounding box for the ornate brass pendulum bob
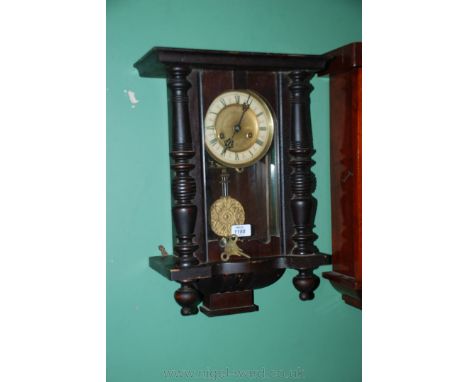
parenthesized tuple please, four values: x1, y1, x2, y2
(209, 168, 250, 261)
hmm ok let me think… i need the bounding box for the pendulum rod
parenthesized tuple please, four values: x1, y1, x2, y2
(219, 168, 230, 197)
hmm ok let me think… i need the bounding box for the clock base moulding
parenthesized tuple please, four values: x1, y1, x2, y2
(149, 253, 330, 316)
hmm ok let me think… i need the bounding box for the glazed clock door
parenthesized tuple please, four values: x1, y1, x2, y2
(190, 69, 291, 264)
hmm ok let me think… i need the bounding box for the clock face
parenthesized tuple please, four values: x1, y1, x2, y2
(204, 90, 275, 168)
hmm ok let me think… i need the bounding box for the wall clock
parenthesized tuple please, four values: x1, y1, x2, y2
(320, 42, 362, 309)
(134, 46, 344, 317)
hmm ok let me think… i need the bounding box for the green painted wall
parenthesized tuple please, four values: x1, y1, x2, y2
(107, 1, 362, 381)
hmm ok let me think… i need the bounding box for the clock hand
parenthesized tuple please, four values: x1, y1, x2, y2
(221, 95, 251, 155)
(233, 95, 251, 130)
(222, 97, 251, 153)
(228, 125, 241, 141)
(221, 137, 234, 155)
(222, 124, 241, 154)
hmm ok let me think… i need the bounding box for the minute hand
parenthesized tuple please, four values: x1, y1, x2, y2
(235, 95, 251, 128)
(221, 97, 251, 155)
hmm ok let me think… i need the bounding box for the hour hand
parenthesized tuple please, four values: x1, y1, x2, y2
(221, 138, 233, 154)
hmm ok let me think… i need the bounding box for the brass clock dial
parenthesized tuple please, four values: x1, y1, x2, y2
(204, 90, 275, 168)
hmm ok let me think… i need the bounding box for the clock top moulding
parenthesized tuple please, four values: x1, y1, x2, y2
(134, 47, 329, 78)
(134, 46, 337, 317)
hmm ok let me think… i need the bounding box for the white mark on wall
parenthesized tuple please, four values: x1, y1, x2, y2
(124, 89, 139, 108)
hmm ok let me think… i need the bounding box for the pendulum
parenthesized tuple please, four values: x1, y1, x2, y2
(209, 168, 250, 261)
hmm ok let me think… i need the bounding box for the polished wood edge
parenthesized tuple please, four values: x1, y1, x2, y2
(322, 271, 362, 310)
(200, 304, 259, 317)
(285, 253, 331, 269)
(149, 253, 331, 282)
(318, 42, 362, 76)
(343, 295, 362, 310)
(149, 256, 211, 282)
(322, 270, 359, 288)
(134, 47, 329, 78)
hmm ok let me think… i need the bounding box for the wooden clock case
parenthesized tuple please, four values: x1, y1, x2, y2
(320, 43, 362, 309)
(134, 43, 361, 316)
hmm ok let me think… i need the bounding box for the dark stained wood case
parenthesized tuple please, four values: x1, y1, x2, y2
(134, 47, 338, 316)
(320, 43, 362, 309)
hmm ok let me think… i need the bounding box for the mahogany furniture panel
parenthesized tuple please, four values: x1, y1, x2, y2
(320, 43, 362, 309)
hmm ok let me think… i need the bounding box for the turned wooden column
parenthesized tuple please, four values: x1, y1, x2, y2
(167, 66, 199, 268)
(288, 70, 320, 300)
(167, 66, 200, 315)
